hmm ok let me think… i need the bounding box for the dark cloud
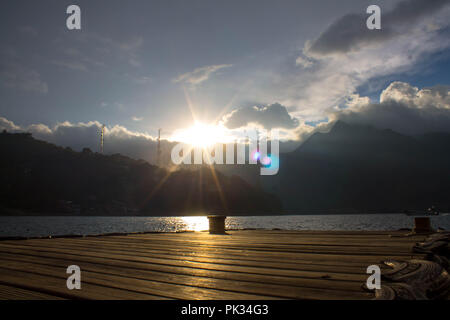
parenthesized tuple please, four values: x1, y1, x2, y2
(306, 0, 450, 56)
(222, 103, 299, 130)
(335, 82, 450, 135)
(0, 62, 48, 94)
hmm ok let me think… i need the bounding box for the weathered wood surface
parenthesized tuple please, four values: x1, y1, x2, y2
(0, 230, 427, 300)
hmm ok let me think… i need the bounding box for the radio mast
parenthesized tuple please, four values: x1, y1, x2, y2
(100, 124, 105, 154)
(157, 128, 161, 166)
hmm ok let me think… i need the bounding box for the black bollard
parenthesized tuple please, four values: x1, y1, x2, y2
(413, 217, 432, 234)
(207, 215, 227, 234)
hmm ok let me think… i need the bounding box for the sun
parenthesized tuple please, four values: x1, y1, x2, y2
(171, 122, 230, 147)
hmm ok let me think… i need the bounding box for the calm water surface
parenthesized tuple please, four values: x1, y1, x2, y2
(0, 214, 449, 238)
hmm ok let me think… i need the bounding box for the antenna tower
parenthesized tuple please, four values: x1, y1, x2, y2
(100, 124, 105, 154)
(157, 128, 162, 166)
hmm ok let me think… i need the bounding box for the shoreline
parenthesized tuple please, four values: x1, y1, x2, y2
(1, 215, 447, 240)
(0, 212, 423, 217)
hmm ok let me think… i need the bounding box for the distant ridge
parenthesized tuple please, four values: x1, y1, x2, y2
(264, 121, 450, 213)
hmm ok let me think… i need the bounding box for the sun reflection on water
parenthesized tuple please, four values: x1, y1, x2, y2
(181, 216, 209, 232)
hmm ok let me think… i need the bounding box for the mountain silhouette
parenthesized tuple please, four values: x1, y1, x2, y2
(0, 131, 281, 215)
(268, 121, 450, 212)
(2, 122, 449, 215)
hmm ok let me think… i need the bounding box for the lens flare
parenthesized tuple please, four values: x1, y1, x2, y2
(261, 156, 272, 166)
(267, 154, 279, 169)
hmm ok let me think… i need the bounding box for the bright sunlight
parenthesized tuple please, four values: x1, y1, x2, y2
(171, 122, 231, 147)
(181, 216, 209, 232)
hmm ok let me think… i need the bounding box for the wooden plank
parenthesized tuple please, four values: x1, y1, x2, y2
(70, 235, 418, 255)
(0, 230, 424, 300)
(0, 242, 369, 282)
(105, 230, 426, 242)
(0, 240, 377, 274)
(118, 231, 424, 243)
(0, 267, 165, 300)
(0, 247, 368, 291)
(0, 259, 282, 300)
(52, 235, 421, 252)
(0, 250, 370, 295)
(0, 283, 65, 300)
(5, 239, 417, 266)
(4, 237, 421, 261)
(97, 233, 420, 247)
(0, 254, 369, 300)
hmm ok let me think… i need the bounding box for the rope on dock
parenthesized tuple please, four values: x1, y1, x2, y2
(370, 231, 450, 300)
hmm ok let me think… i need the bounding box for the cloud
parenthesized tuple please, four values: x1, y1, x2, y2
(50, 33, 150, 86)
(173, 64, 232, 86)
(123, 74, 152, 85)
(1, 118, 165, 161)
(117, 36, 144, 53)
(306, 0, 450, 57)
(269, 1, 450, 120)
(334, 81, 450, 135)
(26, 123, 52, 135)
(132, 116, 143, 121)
(17, 26, 38, 37)
(61, 47, 105, 69)
(222, 81, 450, 144)
(1, 81, 449, 167)
(0, 117, 21, 131)
(0, 46, 17, 59)
(0, 62, 48, 94)
(295, 55, 314, 68)
(222, 103, 299, 130)
(52, 33, 143, 74)
(0, 46, 48, 94)
(52, 60, 88, 72)
(0, 114, 310, 163)
(343, 94, 371, 109)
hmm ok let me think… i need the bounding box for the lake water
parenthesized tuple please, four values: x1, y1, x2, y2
(0, 214, 449, 238)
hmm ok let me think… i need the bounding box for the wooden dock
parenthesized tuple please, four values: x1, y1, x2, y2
(0, 230, 428, 300)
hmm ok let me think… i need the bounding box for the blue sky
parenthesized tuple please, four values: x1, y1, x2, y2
(1, 0, 450, 149)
